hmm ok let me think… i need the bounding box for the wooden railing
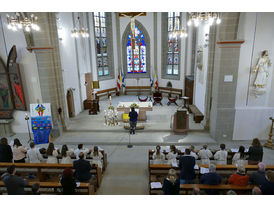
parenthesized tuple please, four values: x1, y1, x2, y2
(95, 87, 120, 100)
(158, 87, 183, 98)
(125, 86, 151, 95)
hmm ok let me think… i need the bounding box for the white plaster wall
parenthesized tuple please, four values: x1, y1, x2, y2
(193, 23, 210, 115)
(233, 12, 274, 140)
(57, 12, 82, 116)
(0, 13, 42, 134)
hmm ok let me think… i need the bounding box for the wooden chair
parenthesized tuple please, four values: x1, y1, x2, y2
(167, 96, 178, 106)
(153, 92, 163, 106)
(138, 96, 148, 102)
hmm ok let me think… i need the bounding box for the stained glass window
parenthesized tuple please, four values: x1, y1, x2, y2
(126, 26, 147, 73)
(166, 12, 180, 75)
(94, 12, 109, 76)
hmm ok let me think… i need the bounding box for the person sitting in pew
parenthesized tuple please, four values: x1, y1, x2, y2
(198, 144, 213, 165)
(214, 144, 228, 165)
(166, 145, 178, 163)
(232, 145, 247, 165)
(3, 165, 28, 195)
(152, 145, 165, 162)
(61, 168, 77, 195)
(248, 138, 263, 165)
(189, 145, 198, 160)
(32, 183, 40, 195)
(13, 138, 27, 163)
(260, 170, 274, 195)
(60, 144, 74, 164)
(0, 137, 13, 163)
(228, 164, 249, 186)
(46, 143, 59, 164)
(249, 162, 267, 186)
(162, 169, 180, 195)
(26, 142, 43, 163)
(90, 146, 103, 170)
(74, 144, 90, 159)
(199, 164, 222, 195)
(73, 152, 92, 183)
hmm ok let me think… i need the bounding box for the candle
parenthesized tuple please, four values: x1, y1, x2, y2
(109, 96, 111, 101)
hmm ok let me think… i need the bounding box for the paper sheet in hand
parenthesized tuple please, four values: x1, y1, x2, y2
(194, 164, 199, 169)
(171, 159, 178, 167)
(76, 182, 80, 187)
(150, 182, 162, 189)
(200, 167, 209, 174)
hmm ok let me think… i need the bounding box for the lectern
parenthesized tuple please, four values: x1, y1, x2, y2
(172, 109, 189, 133)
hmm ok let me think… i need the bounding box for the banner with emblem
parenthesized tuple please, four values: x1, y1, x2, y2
(30, 103, 52, 144)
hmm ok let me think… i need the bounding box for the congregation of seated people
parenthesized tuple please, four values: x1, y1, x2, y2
(0, 137, 104, 195)
(152, 138, 274, 195)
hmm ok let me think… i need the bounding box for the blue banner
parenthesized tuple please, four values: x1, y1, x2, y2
(31, 116, 52, 144)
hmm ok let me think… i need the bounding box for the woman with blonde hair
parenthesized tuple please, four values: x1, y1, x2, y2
(162, 169, 180, 195)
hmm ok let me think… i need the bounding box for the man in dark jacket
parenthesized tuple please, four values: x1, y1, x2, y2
(249, 162, 267, 185)
(129, 107, 138, 134)
(200, 164, 222, 194)
(179, 148, 196, 184)
(0, 137, 13, 162)
(73, 152, 92, 182)
(261, 170, 274, 195)
(3, 165, 28, 195)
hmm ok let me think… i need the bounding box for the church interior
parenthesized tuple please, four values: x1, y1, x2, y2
(1, 7, 274, 197)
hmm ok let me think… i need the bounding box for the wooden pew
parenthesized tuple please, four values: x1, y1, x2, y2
(158, 87, 183, 98)
(95, 87, 119, 100)
(189, 104, 204, 123)
(0, 181, 94, 195)
(150, 183, 255, 195)
(0, 162, 102, 188)
(125, 86, 151, 95)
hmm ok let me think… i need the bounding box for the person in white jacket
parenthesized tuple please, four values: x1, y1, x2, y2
(166, 145, 178, 163)
(60, 144, 74, 164)
(26, 142, 43, 163)
(189, 145, 198, 160)
(214, 144, 228, 165)
(74, 144, 90, 159)
(232, 145, 247, 165)
(198, 145, 213, 165)
(152, 145, 165, 162)
(90, 146, 103, 169)
(46, 143, 59, 164)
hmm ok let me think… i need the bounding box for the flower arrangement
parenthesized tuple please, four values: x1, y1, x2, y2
(108, 105, 114, 110)
(130, 102, 139, 108)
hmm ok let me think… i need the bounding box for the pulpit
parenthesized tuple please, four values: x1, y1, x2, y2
(172, 109, 189, 133)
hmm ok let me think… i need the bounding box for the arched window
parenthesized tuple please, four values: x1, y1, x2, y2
(126, 26, 146, 73)
(161, 12, 181, 80)
(93, 12, 114, 80)
(122, 20, 150, 78)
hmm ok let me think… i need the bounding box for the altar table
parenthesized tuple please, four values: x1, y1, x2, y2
(117, 102, 153, 121)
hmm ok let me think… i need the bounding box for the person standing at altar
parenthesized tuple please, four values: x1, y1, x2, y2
(129, 107, 138, 134)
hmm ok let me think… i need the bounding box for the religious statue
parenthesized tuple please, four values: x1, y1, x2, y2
(253, 50, 272, 96)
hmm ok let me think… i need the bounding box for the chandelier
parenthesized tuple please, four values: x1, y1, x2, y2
(71, 16, 89, 38)
(169, 28, 188, 39)
(6, 13, 40, 32)
(187, 12, 221, 27)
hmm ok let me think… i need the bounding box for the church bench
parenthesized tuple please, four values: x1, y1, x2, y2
(0, 162, 102, 189)
(125, 86, 152, 95)
(149, 183, 255, 195)
(0, 181, 94, 195)
(95, 87, 120, 100)
(189, 104, 204, 123)
(158, 87, 183, 98)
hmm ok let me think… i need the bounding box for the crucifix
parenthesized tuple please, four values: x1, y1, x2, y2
(119, 12, 146, 50)
(264, 117, 274, 149)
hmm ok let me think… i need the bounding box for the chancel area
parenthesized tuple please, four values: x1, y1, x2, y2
(0, 11, 274, 195)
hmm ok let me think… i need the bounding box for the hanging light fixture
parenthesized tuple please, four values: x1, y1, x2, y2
(71, 16, 89, 38)
(6, 13, 40, 32)
(169, 15, 188, 39)
(187, 12, 221, 27)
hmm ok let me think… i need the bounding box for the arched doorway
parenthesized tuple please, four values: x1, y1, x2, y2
(66, 89, 75, 118)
